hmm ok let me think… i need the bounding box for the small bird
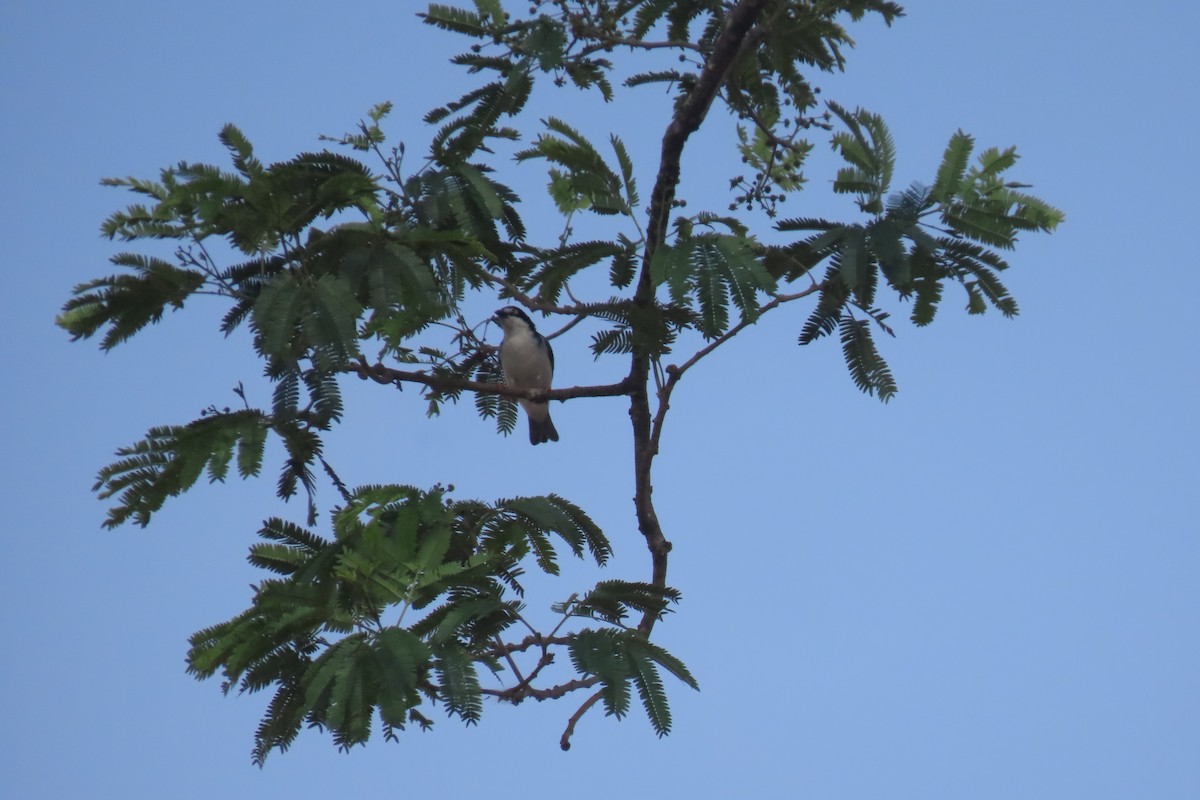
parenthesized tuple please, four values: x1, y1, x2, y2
(492, 305, 559, 445)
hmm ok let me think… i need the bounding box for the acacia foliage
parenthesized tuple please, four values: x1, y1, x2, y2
(58, 0, 1061, 762)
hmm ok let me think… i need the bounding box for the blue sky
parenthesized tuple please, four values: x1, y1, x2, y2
(2, 2, 1197, 798)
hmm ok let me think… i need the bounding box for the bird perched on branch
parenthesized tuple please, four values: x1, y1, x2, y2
(493, 305, 559, 445)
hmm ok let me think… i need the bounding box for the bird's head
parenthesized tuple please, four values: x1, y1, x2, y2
(493, 305, 536, 333)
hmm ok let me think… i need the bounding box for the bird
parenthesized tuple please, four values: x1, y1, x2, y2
(492, 305, 559, 445)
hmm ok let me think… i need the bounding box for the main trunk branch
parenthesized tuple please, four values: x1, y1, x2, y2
(643, 0, 769, 260)
(631, 0, 769, 636)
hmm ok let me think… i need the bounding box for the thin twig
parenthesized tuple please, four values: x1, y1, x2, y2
(546, 313, 588, 342)
(673, 283, 827, 379)
(560, 689, 605, 751)
(318, 456, 353, 503)
(493, 635, 527, 686)
(647, 282, 827, 457)
(480, 675, 599, 704)
(476, 270, 585, 317)
(487, 633, 574, 658)
(575, 36, 705, 58)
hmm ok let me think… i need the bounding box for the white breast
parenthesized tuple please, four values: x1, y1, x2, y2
(500, 332, 551, 389)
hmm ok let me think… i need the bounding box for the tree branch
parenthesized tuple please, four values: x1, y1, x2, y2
(349, 358, 636, 402)
(493, 634, 529, 685)
(674, 283, 828, 380)
(647, 283, 827, 459)
(487, 632, 573, 657)
(643, 0, 770, 257)
(575, 34, 705, 58)
(631, 0, 770, 636)
(487, 629, 570, 697)
(481, 675, 600, 705)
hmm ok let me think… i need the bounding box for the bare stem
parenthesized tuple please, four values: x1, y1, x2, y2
(494, 635, 528, 686)
(480, 675, 600, 705)
(559, 689, 605, 751)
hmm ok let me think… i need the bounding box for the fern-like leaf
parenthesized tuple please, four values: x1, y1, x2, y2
(827, 101, 895, 213)
(653, 233, 774, 339)
(624, 69, 688, 88)
(498, 494, 611, 571)
(249, 518, 329, 575)
(420, 4, 489, 37)
(515, 117, 627, 216)
(838, 313, 897, 401)
(56, 255, 206, 350)
(371, 627, 431, 729)
(931, 130, 974, 202)
(432, 641, 483, 724)
(251, 676, 308, 766)
(559, 580, 682, 625)
(798, 266, 848, 345)
(631, 0, 675, 38)
(219, 123, 264, 180)
(567, 629, 697, 736)
(623, 639, 672, 736)
(94, 410, 270, 528)
(568, 629, 631, 719)
(590, 326, 634, 356)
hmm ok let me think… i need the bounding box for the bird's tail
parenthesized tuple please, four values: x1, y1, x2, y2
(526, 405, 559, 445)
